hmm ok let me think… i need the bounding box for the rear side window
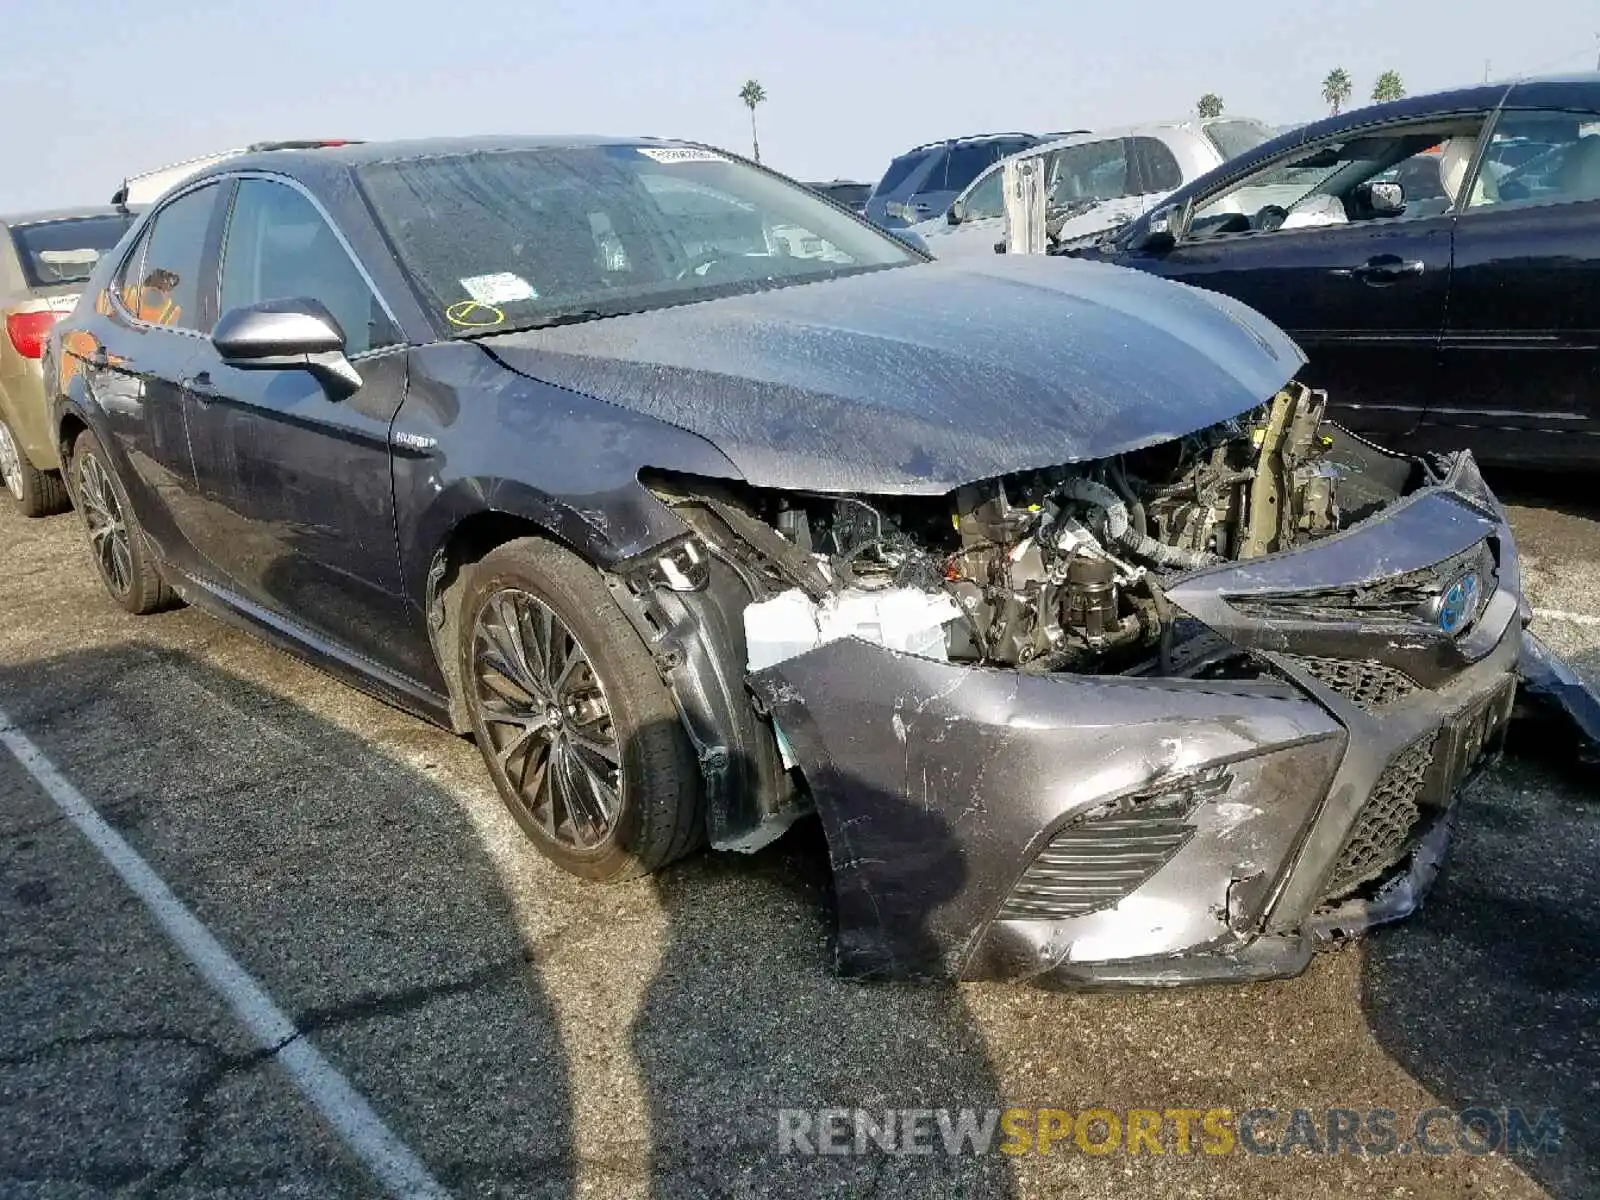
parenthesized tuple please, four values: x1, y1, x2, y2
(127, 184, 220, 331)
(1131, 138, 1183, 193)
(9, 215, 134, 288)
(218, 179, 394, 356)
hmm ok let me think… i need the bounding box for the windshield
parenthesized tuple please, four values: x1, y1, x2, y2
(359, 146, 918, 336)
(872, 151, 930, 199)
(9, 215, 135, 288)
(1203, 120, 1275, 162)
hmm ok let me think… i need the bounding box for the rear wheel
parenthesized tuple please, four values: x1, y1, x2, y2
(0, 414, 68, 517)
(70, 431, 175, 614)
(457, 537, 703, 880)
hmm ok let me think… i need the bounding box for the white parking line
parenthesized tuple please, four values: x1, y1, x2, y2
(0, 709, 448, 1200)
(1533, 607, 1600, 628)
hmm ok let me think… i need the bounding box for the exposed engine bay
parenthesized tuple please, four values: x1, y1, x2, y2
(648, 382, 1381, 678)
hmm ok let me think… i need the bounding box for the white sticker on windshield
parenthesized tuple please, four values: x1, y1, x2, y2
(637, 147, 728, 164)
(460, 272, 538, 305)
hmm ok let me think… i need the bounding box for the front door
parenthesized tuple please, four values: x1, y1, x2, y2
(1115, 115, 1498, 439)
(179, 176, 423, 680)
(1433, 107, 1600, 465)
(1138, 215, 1452, 437)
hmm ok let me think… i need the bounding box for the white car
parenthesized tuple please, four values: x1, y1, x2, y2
(112, 140, 358, 206)
(910, 118, 1275, 257)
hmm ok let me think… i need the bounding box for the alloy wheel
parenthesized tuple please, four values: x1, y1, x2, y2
(0, 421, 23, 501)
(77, 452, 132, 596)
(470, 588, 624, 850)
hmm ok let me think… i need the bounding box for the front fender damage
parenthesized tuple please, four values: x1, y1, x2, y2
(750, 639, 1345, 984)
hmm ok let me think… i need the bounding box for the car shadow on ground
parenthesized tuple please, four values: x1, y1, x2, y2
(1483, 468, 1600, 523)
(631, 744, 1018, 1198)
(1359, 646, 1600, 1199)
(0, 644, 578, 1197)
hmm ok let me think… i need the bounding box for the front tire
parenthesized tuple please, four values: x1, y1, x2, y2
(457, 537, 703, 880)
(0, 413, 68, 517)
(70, 430, 175, 615)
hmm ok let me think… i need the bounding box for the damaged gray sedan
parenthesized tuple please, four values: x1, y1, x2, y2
(53, 139, 1548, 988)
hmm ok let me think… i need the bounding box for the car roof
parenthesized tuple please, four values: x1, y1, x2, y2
(172, 135, 738, 192)
(0, 205, 130, 228)
(1024, 116, 1268, 153)
(898, 133, 1038, 155)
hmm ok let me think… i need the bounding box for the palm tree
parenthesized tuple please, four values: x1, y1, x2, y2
(1197, 93, 1224, 119)
(738, 79, 767, 164)
(1322, 67, 1353, 115)
(1371, 70, 1406, 103)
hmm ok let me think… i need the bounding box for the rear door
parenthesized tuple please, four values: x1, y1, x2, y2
(1434, 104, 1600, 464)
(82, 183, 226, 573)
(179, 175, 421, 677)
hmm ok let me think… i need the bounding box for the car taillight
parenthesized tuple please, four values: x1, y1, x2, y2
(6, 310, 62, 359)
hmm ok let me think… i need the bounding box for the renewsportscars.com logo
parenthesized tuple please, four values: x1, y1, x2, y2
(777, 1106, 1563, 1159)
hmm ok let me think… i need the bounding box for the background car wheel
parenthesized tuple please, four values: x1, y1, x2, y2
(70, 431, 176, 615)
(0, 415, 68, 518)
(458, 537, 703, 881)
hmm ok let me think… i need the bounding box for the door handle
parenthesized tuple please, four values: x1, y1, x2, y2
(1332, 257, 1426, 284)
(182, 371, 218, 403)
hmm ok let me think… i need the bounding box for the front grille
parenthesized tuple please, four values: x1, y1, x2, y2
(1324, 734, 1437, 899)
(1285, 654, 1419, 709)
(999, 815, 1195, 920)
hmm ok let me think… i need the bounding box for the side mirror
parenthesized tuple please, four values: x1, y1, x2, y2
(946, 199, 965, 226)
(1356, 180, 1406, 217)
(1129, 197, 1191, 254)
(211, 298, 362, 398)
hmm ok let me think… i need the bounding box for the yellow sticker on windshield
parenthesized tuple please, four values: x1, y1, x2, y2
(446, 300, 506, 328)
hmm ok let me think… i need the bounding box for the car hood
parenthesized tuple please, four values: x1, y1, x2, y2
(484, 256, 1305, 494)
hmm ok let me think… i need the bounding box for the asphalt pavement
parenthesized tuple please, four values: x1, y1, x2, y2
(1, 474, 1597, 1199)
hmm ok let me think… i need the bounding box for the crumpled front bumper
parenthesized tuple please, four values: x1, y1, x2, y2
(748, 453, 1545, 987)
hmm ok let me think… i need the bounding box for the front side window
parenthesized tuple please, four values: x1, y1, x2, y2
(218, 179, 393, 356)
(1187, 117, 1487, 238)
(357, 145, 919, 337)
(940, 143, 1003, 193)
(129, 184, 219, 330)
(1468, 110, 1600, 210)
(961, 168, 1005, 221)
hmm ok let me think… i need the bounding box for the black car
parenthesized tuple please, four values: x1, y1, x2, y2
(1067, 75, 1600, 468)
(50, 136, 1531, 986)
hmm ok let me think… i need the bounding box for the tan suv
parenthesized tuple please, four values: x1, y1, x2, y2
(0, 207, 134, 514)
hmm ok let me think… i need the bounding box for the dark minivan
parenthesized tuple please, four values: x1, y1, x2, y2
(865, 133, 1040, 228)
(1068, 75, 1600, 469)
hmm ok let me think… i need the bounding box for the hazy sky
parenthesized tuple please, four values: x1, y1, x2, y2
(5, 0, 1598, 212)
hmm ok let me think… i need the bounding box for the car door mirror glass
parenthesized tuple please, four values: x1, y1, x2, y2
(1354, 180, 1406, 217)
(1130, 197, 1190, 253)
(947, 199, 965, 226)
(212, 298, 362, 398)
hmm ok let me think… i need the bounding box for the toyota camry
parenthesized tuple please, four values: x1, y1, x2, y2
(47, 137, 1534, 985)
